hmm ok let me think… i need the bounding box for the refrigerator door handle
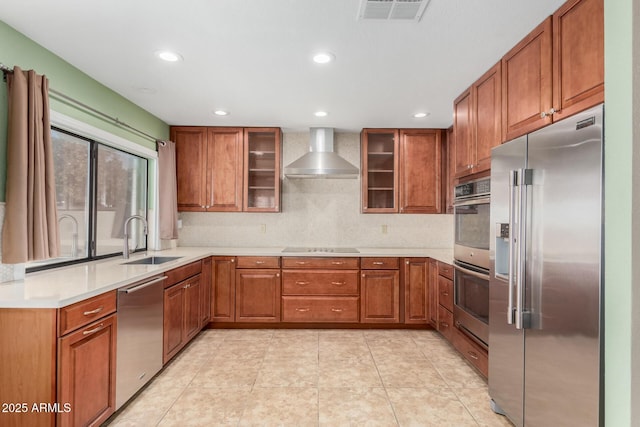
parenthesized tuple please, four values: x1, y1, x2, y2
(507, 170, 517, 325)
(515, 169, 532, 330)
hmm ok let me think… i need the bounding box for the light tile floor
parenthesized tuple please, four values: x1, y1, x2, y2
(106, 329, 514, 427)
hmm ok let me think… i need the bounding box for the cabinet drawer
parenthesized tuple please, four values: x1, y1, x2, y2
(282, 271, 358, 295)
(282, 257, 359, 269)
(282, 296, 359, 322)
(360, 257, 399, 269)
(452, 326, 488, 378)
(58, 291, 117, 336)
(437, 305, 454, 342)
(165, 260, 202, 287)
(438, 276, 454, 312)
(236, 256, 280, 269)
(438, 261, 453, 280)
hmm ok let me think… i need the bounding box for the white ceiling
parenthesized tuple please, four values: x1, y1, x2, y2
(1, 0, 566, 132)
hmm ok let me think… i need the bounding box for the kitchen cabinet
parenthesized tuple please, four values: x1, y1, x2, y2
(235, 257, 281, 322)
(444, 126, 455, 214)
(282, 257, 360, 322)
(211, 256, 237, 322)
(163, 274, 201, 363)
(453, 61, 502, 179)
(361, 258, 400, 323)
(200, 257, 212, 327)
(172, 126, 243, 212)
(452, 325, 488, 378)
(402, 258, 429, 325)
(436, 261, 454, 342)
(361, 128, 443, 213)
(361, 129, 399, 213)
(502, 0, 603, 140)
(428, 259, 439, 327)
(244, 128, 282, 212)
(58, 313, 117, 427)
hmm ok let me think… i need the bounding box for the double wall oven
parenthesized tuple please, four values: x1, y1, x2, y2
(453, 178, 490, 348)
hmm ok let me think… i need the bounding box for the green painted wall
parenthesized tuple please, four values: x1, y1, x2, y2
(604, 0, 636, 425)
(0, 20, 169, 203)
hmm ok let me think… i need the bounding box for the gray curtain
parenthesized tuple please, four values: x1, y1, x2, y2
(2, 66, 60, 263)
(157, 141, 178, 239)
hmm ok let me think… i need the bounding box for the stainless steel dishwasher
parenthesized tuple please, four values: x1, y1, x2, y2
(116, 275, 166, 409)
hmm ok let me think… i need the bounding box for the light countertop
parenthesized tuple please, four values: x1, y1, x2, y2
(0, 247, 453, 309)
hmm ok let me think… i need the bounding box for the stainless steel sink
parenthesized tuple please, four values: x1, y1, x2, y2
(123, 256, 182, 265)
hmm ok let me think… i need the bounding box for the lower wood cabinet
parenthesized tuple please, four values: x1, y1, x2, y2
(282, 296, 359, 322)
(452, 325, 489, 378)
(403, 258, 430, 324)
(58, 314, 117, 427)
(200, 257, 212, 326)
(361, 269, 400, 323)
(211, 257, 237, 321)
(163, 274, 201, 364)
(235, 268, 281, 322)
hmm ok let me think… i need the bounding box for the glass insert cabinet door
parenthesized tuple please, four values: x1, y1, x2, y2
(361, 129, 399, 213)
(243, 128, 282, 212)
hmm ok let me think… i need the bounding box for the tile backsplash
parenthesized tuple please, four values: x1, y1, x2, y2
(178, 132, 453, 249)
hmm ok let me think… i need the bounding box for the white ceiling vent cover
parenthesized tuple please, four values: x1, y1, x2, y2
(358, 0, 432, 21)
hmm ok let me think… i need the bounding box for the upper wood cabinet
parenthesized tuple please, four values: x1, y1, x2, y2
(361, 129, 399, 213)
(453, 61, 502, 179)
(243, 128, 282, 212)
(502, 0, 603, 140)
(552, 0, 604, 121)
(361, 128, 443, 214)
(444, 126, 455, 214)
(171, 126, 281, 212)
(399, 129, 442, 214)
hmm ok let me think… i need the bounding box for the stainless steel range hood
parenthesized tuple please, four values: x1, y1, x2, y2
(284, 128, 359, 179)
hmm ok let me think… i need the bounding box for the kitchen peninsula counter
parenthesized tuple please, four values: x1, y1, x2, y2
(0, 247, 453, 309)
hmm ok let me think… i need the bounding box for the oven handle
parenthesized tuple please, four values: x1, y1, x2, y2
(453, 197, 491, 208)
(453, 263, 489, 281)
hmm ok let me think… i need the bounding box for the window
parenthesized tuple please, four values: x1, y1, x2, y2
(27, 127, 148, 271)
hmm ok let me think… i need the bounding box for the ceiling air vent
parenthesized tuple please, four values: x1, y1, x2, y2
(358, 0, 432, 21)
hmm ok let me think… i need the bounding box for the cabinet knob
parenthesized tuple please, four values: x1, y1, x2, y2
(276, 273, 280, 277)
(231, 259, 235, 263)
(406, 261, 410, 265)
(540, 108, 557, 118)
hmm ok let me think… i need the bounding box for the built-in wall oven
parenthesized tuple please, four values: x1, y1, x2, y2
(453, 178, 490, 348)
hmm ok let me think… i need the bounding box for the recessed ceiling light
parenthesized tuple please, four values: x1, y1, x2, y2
(156, 50, 183, 62)
(213, 110, 229, 116)
(413, 112, 430, 118)
(312, 52, 335, 64)
(314, 111, 328, 117)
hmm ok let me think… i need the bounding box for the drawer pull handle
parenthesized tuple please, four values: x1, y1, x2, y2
(255, 261, 265, 264)
(330, 308, 343, 312)
(440, 322, 449, 328)
(83, 306, 103, 316)
(442, 292, 449, 296)
(331, 261, 344, 265)
(184, 283, 191, 289)
(296, 261, 308, 265)
(296, 281, 310, 286)
(295, 308, 310, 312)
(372, 261, 384, 265)
(467, 351, 479, 360)
(331, 281, 346, 286)
(83, 323, 105, 336)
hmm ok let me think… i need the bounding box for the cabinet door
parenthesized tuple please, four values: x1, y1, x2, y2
(502, 17, 553, 141)
(444, 126, 455, 214)
(361, 270, 399, 323)
(403, 258, 429, 324)
(172, 127, 208, 211)
(200, 257, 212, 327)
(453, 89, 473, 177)
(184, 275, 202, 341)
(211, 257, 236, 321)
(163, 284, 185, 363)
(474, 61, 502, 173)
(58, 314, 117, 427)
(399, 130, 442, 214)
(235, 269, 281, 322)
(552, 0, 604, 121)
(207, 128, 244, 211)
(429, 259, 439, 327)
(244, 128, 282, 212)
(361, 129, 399, 213)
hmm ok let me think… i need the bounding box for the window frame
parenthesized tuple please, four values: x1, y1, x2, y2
(26, 111, 159, 273)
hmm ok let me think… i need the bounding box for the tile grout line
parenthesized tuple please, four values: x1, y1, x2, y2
(367, 332, 402, 427)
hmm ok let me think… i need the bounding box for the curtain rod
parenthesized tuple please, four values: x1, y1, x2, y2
(0, 63, 166, 147)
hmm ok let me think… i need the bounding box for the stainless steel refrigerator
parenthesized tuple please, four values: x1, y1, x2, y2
(489, 104, 603, 426)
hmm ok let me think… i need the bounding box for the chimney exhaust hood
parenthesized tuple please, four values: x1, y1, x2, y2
(284, 128, 359, 179)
